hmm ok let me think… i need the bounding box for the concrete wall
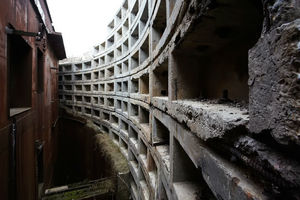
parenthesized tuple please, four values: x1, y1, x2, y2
(58, 0, 300, 199)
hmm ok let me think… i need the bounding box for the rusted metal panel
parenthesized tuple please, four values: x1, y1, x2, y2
(0, 125, 10, 200)
(0, 0, 65, 199)
(15, 111, 36, 200)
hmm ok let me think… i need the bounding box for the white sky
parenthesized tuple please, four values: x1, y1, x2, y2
(47, 0, 123, 57)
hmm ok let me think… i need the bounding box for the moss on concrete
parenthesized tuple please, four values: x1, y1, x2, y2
(94, 133, 129, 174)
(60, 105, 129, 174)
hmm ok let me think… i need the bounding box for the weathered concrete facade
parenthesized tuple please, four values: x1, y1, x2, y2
(249, 0, 300, 145)
(0, 0, 65, 199)
(59, 0, 300, 199)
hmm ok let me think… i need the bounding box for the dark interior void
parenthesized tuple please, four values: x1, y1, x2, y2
(172, 0, 263, 103)
(8, 34, 32, 108)
(53, 117, 113, 186)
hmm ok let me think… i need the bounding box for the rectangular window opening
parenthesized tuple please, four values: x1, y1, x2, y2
(8, 34, 32, 116)
(75, 63, 83, 71)
(152, 0, 167, 51)
(140, 74, 149, 94)
(172, 138, 216, 199)
(131, 51, 139, 70)
(153, 58, 168, 97)
(140, 36, 149, 64)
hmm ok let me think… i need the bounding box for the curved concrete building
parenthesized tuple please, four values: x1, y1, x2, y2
(58, 0, 300, 199)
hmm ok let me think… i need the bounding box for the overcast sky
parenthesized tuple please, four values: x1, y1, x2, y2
(47, 0, 123, 57)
